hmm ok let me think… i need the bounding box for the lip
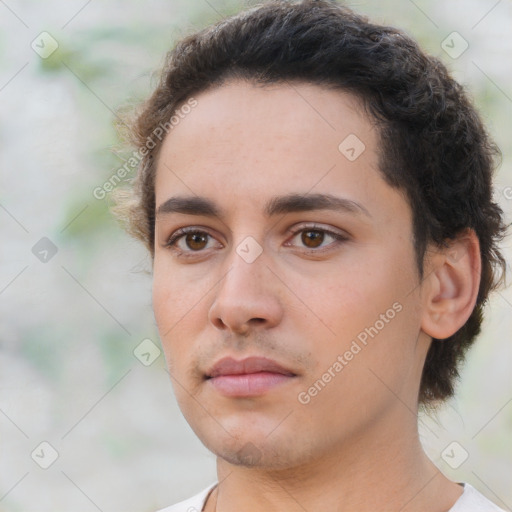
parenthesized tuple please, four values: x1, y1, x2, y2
(205, 356, 297, 397)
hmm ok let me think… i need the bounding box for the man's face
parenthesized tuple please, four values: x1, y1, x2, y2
(152, 81, 430, 469)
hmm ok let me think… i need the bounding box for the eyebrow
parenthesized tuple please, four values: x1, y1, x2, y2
(156, 193, 371, 219)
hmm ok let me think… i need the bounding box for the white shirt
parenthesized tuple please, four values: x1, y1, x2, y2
(156, 482, 507, 512)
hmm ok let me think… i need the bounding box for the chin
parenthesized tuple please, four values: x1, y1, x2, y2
(199, 429, 308, 469)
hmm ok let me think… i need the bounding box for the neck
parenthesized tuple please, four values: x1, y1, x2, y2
(207, 409, 462, 512)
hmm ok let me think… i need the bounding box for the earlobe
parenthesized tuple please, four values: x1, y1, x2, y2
(420, 229, 481, 340)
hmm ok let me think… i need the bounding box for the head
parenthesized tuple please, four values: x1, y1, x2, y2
(114, 0, 507, 467)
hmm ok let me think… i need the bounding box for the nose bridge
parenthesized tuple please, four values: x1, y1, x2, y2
(208, 239, 283, 333)
(225, 244, 267, 295)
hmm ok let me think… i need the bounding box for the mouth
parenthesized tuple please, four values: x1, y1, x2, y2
(205, 356, 298, 397)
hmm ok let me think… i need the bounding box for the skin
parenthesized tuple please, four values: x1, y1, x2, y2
(152, 81, 480, 511)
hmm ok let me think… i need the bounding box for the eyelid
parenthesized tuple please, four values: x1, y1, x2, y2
(285, 222, 349, 238)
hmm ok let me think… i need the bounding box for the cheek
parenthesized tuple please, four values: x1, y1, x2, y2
(152, 258, 202, 330)
(291, 250, 420, 375)
(152, 276, 179, 337)
(287, 260, 389, 344)
(152, 261, 201, 367)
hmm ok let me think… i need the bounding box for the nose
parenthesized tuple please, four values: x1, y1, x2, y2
(208, 248, 284, 336)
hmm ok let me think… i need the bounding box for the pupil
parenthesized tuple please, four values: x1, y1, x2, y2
(302, 230, 323, 248)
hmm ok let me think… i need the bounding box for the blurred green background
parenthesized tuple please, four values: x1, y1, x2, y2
(0, 1, 511, 511)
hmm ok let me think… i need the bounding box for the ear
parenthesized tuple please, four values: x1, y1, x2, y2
(420, 229, 481, 340)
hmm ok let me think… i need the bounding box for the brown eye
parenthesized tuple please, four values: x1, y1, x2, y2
(286, 225, 347, 253)
(301, 230, 325, 248)
(185, 232, 208, 251)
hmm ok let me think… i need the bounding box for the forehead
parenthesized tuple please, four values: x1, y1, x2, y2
(154, 80, 399, 223)
(158, 80, 374, 165)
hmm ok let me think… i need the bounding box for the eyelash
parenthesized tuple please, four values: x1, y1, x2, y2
(164, 225, 348, 257)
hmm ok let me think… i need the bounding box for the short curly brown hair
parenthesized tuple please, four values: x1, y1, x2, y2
(114, 0, 507, 405)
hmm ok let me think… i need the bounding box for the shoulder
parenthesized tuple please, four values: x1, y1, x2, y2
(155, 482, 217, 512)
(449, 482, 507, 512)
